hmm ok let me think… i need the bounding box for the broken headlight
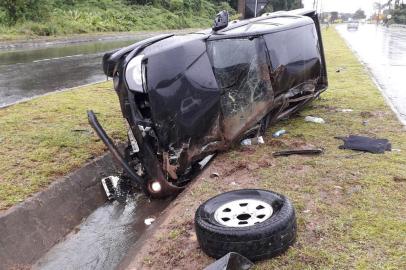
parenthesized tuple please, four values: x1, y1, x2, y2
(125, 54, 145, 93)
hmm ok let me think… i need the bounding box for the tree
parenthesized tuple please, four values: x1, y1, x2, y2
(353, 8, 366, 19)
(330, 11, 338, 22)
(0, 0, 52, 24)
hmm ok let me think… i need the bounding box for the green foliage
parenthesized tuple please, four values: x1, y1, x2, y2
(353, 8, 366, 19)
(0, 0, 233, 37)
(0, 0, 52, 24)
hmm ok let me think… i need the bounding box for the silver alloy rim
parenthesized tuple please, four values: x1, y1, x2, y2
(214, 199, 273, 227)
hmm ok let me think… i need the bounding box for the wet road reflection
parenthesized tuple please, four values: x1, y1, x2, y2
(33, 194, 170, 270)
(0, 38, 141, 107)
(336, 24, 406, 124)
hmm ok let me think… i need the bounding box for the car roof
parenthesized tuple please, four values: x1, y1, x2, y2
(203, 9, 316, 40)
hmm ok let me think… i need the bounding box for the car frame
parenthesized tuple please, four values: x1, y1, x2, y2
(88, 8, 328, 198)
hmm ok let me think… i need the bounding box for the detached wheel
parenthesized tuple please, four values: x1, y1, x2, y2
(195, 189, 296, 261)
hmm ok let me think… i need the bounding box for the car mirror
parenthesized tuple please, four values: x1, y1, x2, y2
(212, 10, 229, 32)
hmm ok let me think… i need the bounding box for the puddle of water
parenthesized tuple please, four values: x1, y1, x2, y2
(33, 194, 170, 270)
(336, 24, 406, 124)
(0, 38, 141, 107)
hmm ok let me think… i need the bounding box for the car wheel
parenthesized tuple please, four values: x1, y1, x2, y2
(195, 189, 296, 261)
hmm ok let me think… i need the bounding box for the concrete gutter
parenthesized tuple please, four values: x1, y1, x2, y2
(0, 152, 118, 269)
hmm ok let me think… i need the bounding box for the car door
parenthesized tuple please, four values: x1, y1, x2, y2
(207, 36, 274, 142)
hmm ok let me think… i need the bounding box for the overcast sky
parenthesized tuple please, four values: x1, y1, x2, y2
(302, 0, 386, 16)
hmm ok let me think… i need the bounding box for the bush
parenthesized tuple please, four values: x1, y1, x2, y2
(0, 0, 52, 24)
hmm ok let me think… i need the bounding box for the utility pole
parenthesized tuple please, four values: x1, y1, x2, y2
(238, 0, 246, 18)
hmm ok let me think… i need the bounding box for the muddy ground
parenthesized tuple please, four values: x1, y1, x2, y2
(121, 29, 406, 269)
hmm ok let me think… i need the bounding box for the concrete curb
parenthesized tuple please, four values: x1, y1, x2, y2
(0, 152, 118, 269)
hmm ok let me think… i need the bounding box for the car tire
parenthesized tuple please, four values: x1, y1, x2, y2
(195, 189, 296, 261)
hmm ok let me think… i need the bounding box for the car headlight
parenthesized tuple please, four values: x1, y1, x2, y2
(125, 54, 145, 93)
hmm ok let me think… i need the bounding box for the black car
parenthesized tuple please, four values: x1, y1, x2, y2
(88, 8, 328, 198)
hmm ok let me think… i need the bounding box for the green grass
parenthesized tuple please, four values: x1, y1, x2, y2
(0, 82, 127, 209)
(132, 28, 406, 269)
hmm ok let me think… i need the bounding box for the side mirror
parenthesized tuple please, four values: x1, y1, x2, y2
(212, 10, 229, 32)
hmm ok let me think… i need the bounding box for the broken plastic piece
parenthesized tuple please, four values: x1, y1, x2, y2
(273, 148, 323, 157)
(241, 136, 264, 146)
(101, 176, 120, 200)
(144, 217, 155, 225)
(305, 116, 325, 124)
(272, 129, 286, 138)
(210, 172, 220, 178)
(204, 252, 253, 270)
(337, 135, 391, 154)
(340, 109, 353, 112)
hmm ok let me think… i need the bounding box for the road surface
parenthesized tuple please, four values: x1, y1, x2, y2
(336, 24, 406, 124)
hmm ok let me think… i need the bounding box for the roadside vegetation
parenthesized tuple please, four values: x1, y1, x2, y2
(0, 0, 236, 40)
(0, 83, 127, 209)
(128, 29, 406, 269)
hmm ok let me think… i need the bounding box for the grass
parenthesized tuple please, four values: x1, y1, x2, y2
(0, 82, 127, 209)
(130, 28, 406, 269)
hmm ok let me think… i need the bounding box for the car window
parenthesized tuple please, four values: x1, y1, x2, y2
(207, 37, 272, 116)
(263, 24, 321, 94)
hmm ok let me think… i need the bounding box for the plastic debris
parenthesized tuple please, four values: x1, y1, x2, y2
(204, 252, 253, 270)
(241, 136, 264, 146)
(336, 135, 391, 154)
(144, 217, 155, 225)
(210, 172, 220, 178)
(101, 176, 120, 200)
(272, 129, 286, 138)
(305, 116, 325, 124)
(273, 148, 323, 157)
(340, 109, 353, 112)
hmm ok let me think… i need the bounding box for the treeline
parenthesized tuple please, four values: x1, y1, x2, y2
(0, 0, 237, 36)
(0, 0, 302, 37)
(0, 0, 234, 25)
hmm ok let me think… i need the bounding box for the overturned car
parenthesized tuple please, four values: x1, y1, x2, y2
(88, 9, 328, 198)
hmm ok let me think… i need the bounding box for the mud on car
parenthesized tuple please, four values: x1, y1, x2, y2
(88, 8, 328, 198)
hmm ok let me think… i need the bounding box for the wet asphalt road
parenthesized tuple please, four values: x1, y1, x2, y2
(0, 37, 142, 107)
(336, 24, 406, 124)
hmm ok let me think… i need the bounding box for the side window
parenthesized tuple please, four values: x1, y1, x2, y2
(264, 25, 321, 94)
(207, 37, 273, 117)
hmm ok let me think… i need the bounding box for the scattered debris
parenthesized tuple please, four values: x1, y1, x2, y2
(240, 136, 265, 146)
(393, 176, 406, 182)
(303, 209, 311, 213)
(362, 120, 368, 126)
(198, 154, 215, 169)
(272, 129, 287, 138)
(336, 67, 346, 73)
(392, 148, 401, 152)
(347, 185, 362, 194)
(340, 109, 353, 112)
(144, 217, 156, 225)
(210, 172, 220, 178)
(204, 252, 253, 270)
(273, 148, 324, 157)
(305, 116, 325, 124)
(334, 185, 343, 190)
(336, 135, 391, 154)
(101, 176, 120, 200)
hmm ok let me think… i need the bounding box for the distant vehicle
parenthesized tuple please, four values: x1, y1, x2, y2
(347, 21, 359, 30)
(89, 9, 328, 198)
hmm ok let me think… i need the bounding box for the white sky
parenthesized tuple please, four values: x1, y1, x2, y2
(302, 0, 387, 16)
